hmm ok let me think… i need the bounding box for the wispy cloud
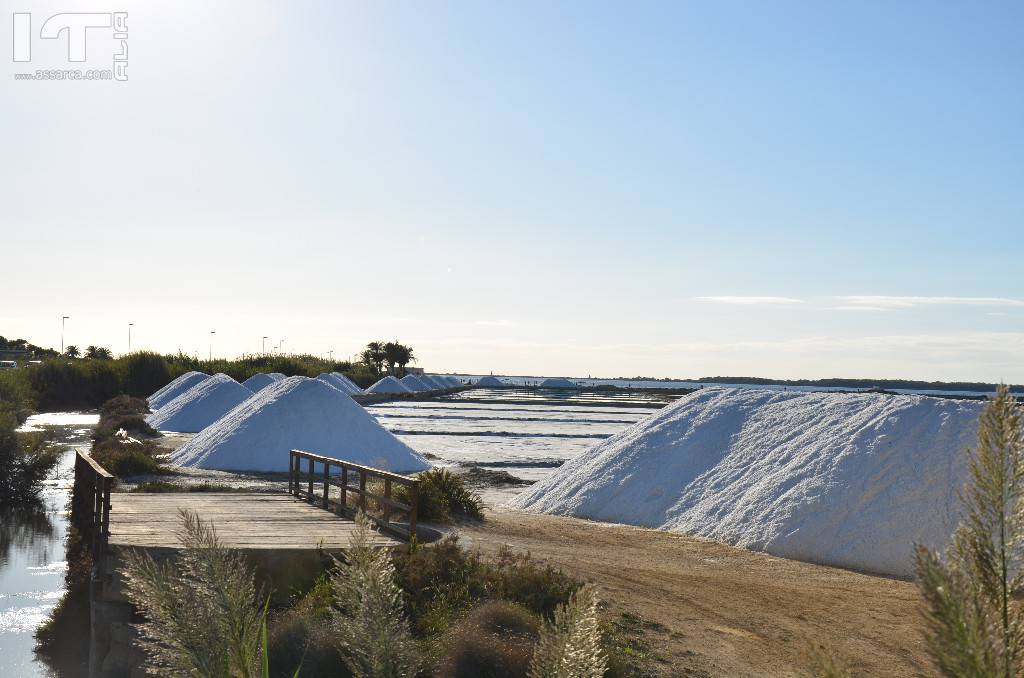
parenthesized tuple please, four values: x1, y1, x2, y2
(837, 296, 1024, 309)
(695, 296, 803, 305)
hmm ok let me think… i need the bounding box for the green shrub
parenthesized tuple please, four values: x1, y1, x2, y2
(395, 469, 484, 523)
(393, 536, 580, 637)
(439, 601, 539, 678)
(95, 413, 157, 440)
(90, 438, 165, 476)
(121, 352, 175, 398)
(100, 394, 150, 418)
(0, 409, 60, 504)
(267, 576, 348, 678)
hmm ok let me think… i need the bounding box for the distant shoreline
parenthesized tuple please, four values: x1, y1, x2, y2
(449, 374, 1023, 394)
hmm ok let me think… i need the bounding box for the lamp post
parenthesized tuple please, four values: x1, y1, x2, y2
(209, 331, 215, 361)
(128, 323, 133, 353)
(262, 336, 268, 354)
(279, 339, 284, 354)
(61, 315, 69, 354)
(328, 350, 334, 361)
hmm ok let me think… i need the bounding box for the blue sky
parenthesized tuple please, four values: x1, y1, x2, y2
(2, 1, 1022, 381)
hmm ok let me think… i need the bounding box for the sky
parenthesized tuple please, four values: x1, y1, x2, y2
(1, 1, 1022, 382)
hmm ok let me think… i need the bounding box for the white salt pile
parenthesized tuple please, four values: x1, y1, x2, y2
(443, 376, 461, 387)
(147, 374, 254, 433)
(539, 377, 576, 388)
(401, 374, 431, 391)
(476, 376, 505, 387)
(367, 376, 412, 394)
(147, 371, 210, 410)
(317, 373, 360, 395)
(170, 376, 430, 473)
(332, 373, 364, 394)
(424, 375, 450, 390)
(242, 372, 286, 393)
(511, 388, 984, 577)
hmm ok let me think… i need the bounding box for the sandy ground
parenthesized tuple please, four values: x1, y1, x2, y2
(459, 510, 931, 677)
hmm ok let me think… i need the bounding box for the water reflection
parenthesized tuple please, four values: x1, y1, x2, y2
(0, 505, 55, 568)
(1, 414, 95, 677)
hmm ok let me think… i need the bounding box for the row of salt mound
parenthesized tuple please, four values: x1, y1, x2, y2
(147, 371, 210, 410)
(170, 376, 430, 473)
(367, 376, 411, 394)
(146, 373, 254, 433)
(242, 372, 286, 392)
(511, 387, 983, 578)
(400, 374, 432, 391)
(475, 375, 505, 387)
(423, 375, 450, 390)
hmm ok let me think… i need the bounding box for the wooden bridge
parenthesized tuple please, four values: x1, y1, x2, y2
(75, 450, 424, 678)
(74, 448, 422, 562)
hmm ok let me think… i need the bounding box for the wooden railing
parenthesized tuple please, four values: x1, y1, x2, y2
(72, 450, 114, 566)
(288, 450, 420, 541)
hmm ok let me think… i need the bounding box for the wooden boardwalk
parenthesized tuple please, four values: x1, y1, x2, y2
(107, 493, 402, 550)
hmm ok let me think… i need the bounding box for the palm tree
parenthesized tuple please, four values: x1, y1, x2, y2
(383, 342, 402, 376)
(64, 345, 80, 359)
(85, 345, 99, 359)
(95, 347, 113, 360)
(361, 342, 386, 376)
(395, 344, 415, 377)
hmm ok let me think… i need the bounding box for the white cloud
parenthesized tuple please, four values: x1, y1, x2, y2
(695, 296, 803, 305)
(837, 296, 1024, 309)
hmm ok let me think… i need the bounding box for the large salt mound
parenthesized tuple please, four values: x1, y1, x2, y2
(539, 377, 577, 388)
(400, 374, 431, 391)
(332, 373, 364, 394)
(368, 376, 411, 394)
(475, 376, 505, 387)
(147, 374, 254, 433)
(511, 388, 983, 577)
(170, 376, 430, 473)
(242, 372, 286, 393)
(147, 371, 210, 410)
(317, 373, 360, 395)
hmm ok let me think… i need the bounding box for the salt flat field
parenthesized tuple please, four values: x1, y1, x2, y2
(366, 388, 666, 483)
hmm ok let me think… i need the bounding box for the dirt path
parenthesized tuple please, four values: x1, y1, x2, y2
(459, 511, 931, 677)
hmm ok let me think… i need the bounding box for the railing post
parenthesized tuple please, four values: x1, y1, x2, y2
(358, 471, 366, 512)
(383, 478, 392, 525)
(288, 451, 294, 495)
(340, 466, 348, 512)
(307, 457, 314, 499)
(409, 481, 419, 541)
(322, 461, 330, 510)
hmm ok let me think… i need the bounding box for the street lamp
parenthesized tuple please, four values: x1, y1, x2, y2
(262, 336, 268, 354)
(128, 323, 133, 353)
(279, 339, 284, 354)
(328, 350, 334, 361)
(61, 315, 69, 354)
(209, 331, 216, 361)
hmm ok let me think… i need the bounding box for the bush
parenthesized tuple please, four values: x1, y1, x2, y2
(395, 469, 484, 523)
(121, 352, 175, 398)
(439, 602, 539, 678)
(267, 576, 348, 678)
(90, 438, 165, 476)
(393, 536, 580, 637)
(0, 408, 60, 504)
(100, 394, 150, 418)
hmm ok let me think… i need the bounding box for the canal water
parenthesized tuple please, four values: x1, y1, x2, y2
(2, 413, 97, 677)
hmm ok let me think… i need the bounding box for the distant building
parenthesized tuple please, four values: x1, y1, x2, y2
(404, 366, 424, 375)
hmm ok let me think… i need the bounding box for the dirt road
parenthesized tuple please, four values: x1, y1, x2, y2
(460, 511, 930, 677)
